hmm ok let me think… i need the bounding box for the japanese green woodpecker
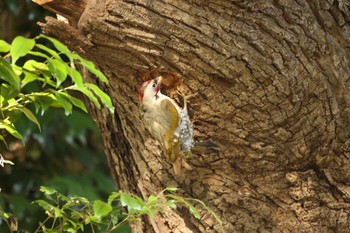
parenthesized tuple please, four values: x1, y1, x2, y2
(139, 76, 194, 174)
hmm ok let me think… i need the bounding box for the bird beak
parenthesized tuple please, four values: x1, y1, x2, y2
(155, 76, 162, 94)
(156, 76, 163, 85)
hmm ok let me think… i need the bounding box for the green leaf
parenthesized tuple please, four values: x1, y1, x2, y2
(141, 205, 156, 217)
(55, 92, 73, 115)
(2, 211, 10, 219)
(38, 34, 72, 60)
(147, 195, 158, 204)
(58, 193, 71, 203)
(0, 40, 11, 52)
(61, 201, 75, 210)
(31, 93, 56, 115)
(85, 215, 101, 224)
(33, 200, 53, 211)
(108, 192, 120, 204)
(64, 219, 84, 232)
(47, 58, 68, 87)
(0, 135, 8, 147)
(165, 187, 178, 192)
(76, 56, 108, 83)
(43, 229, 59, 233)
(10, 36, 35, 64)
(58, 92, 87, 112)
(22, 72, 40, 87)
(166, 199, 177, 209)
(35, 44, 62, 60)
(54, 207, 62, 218)
(2, 108, 22, 124)
(93, 200, 112, 218)
(27, 50, 50, 59)
(40, 186, 57, 195)
(67, 66, 83, 88)
(87, 83, 114, 112)
(70, 209, 85, 219)
(0, 121, 22, 140)
(71, 196, 90, 205)
(189, 198, 223, 225)
(23, 60, 48, 72)
(71, 86, 100, 109)
(19, 107, 41, 131)
(120, 192, 144, 212)
(188, 205, 200, 219)
(0, 83, 19, 106)
(66, 94, 87, 113)
(0, 57, 20, 90)
(22, 60, 51, 86)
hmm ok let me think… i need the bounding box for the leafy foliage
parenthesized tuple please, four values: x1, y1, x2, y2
(1, 186, 222, 233)
(0, 108, 117, 233)
(0, 35, 116, 232)
(0, 35, 114, 146)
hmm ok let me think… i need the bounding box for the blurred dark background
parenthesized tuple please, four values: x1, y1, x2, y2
(0, 1, 118, 232)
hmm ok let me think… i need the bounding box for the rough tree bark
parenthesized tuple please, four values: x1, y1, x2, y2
(33, 0, 350, 232)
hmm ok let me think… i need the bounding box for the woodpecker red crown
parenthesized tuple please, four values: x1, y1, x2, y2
(139, 80, 150, 102)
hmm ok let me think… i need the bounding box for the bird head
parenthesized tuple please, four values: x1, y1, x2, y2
(139, 76, 163, 103)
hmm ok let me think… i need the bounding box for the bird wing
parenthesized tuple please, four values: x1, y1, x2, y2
(160, 98, 180, 133)
(159, 98, 181, 163)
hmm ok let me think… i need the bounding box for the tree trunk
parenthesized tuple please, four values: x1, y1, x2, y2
(34, 0, 350, 232)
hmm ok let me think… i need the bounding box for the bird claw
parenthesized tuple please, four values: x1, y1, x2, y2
(176, 90, 197, 100)
(176, 89, 198, 109)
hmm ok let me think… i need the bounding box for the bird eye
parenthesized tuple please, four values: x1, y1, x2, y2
(152, 83, 157, 88)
